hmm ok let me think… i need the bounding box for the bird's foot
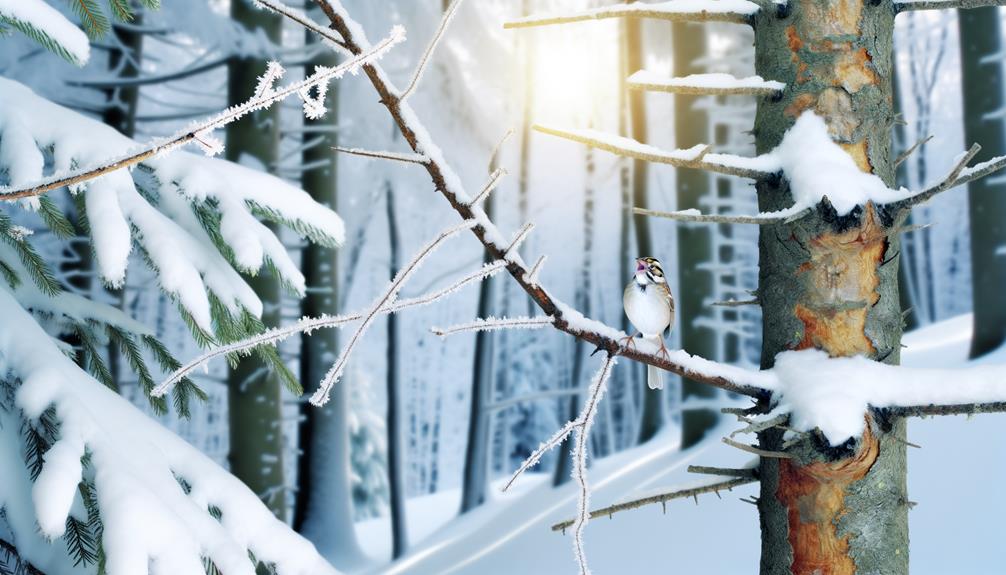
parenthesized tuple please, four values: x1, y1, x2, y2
(619, 333, 640, 350)
(656, 340, 670, 360)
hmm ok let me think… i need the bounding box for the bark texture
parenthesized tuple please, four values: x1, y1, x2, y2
(753, 2, 908, 573)
(225, 1, 287, 519)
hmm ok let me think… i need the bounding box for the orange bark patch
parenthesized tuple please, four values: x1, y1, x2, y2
(835, 48, 879, 93)
(801, 0, 863, 37)
(777, 425, 879, 575)
(785, 93, 818, 119)
(839, 141, 873, 173)
(794, 205, 886, 357)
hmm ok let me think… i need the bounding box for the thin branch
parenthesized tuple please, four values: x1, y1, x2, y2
(67, 56, 229, 88)
(332, 146, 429, 164)
(895, 134, 933, 167)
(711, 298, 760, 307)
(399, 0, 466, 101)
(687, 465, 758, 478)
(722, 437, 793, 459)
(895, 0, 1006, 12)
(550, 477, 758, 533)
(627, 71, 784, 97)
(505, 222, 535, 256)
(503, 1, 759, 28)
(535, 124, 776, 180)
(309, 219, 476, 405)
(524, 254, 547, 286)
(431, 315, 554, 337)
(468, 167, 508, 207)
(894, 144, 981, 208)
(488, 128, 514, 173)
(633, 206, 800, 225)
(0, 29, 404, 200)
(501, 420, 579, 493)
(881, 401, 1006, 417)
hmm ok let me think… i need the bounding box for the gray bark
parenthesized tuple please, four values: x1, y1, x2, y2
(959, 8, 1006, 358)
(384, 181, 408, 558)
(225, 0, 286, 519)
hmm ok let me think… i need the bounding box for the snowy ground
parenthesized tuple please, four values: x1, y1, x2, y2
(348, 313, 1006, 574)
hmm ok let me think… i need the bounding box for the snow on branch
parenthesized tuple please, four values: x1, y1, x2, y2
(550, 476, 757, 533)
(430, 315, 554, 337)
(153, 258, 507, 397)
(309, 219, 477, 406)
(503, 0, 761, 28)
(331, 146, 429, 165)
(533, 124, 777, 180)
(0, 290, 337, 575)
(893, 144, 1006, 209)
(468, 167, 508, 207)
(0, 27, 405, 201)
(399, 0, 466, 101)
(895, 0, 1006, 12)
(505, 222, 535, 257)
(0, 0, 91, 66)
(633, 205, 810, 225)
(627, 71, 784, 97)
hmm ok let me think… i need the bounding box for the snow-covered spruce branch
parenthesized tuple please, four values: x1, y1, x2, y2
(0, 28, 404, 201)
(894, 144, 1006, 209)
(502, 0, 760, 29)
(550, 477, 758, 533)
(431, 315, 554, 338)
(310, 219, 477, 406)
(627, 71, 784, 97)
(895, 134, 933, 168)
(153, 258, 507, 397)
(895, 0, 1006, 12)
(468, 167, 508, 207)
(399, 0, 466, 101)
(533, 124, 777, 180)
(0, 538, 45, 575)
(332, 146, 429, 164)
(269, 0, 776, 403)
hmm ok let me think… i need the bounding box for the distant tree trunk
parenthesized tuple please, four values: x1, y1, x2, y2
(225, 0, 286, 519)
(627, 17, 664, 445)
(752, 3, 907, 571)
(554, 145, 596, 486)
(672, 23, 718, 449)
(384, 181, 408, 559)
(960, 9, 1006, 358)
(293, 28, 365, 566)
(460, 173, 497, 513)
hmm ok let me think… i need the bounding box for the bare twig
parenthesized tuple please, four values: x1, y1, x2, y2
(550, 476, 758, 533)
(503, 1, 759, 28)
(722, 437, 793, 459)
(895, 134, 933, 167)
(881, 401, 1006, 418)
(711, 298, 760, 307)
(535, 124, 776, 180)
(0, 30, 403, 200)
(893, 144, 982, 208)
(687, 465, 758, 478)
(399, 0, 466, 101)
(524, 254, 547, 286)
(331, 146, 428, 164)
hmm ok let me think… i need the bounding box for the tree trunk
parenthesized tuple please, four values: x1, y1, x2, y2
(293, 29, 366, 566)
(628, 16, 665, 445)
(225, 1, 287, 520)
(752, 3, 908, 573)
(959, 9, 1006, 359)
(672, 23, 719, 449)
(384, 181, 408, 559)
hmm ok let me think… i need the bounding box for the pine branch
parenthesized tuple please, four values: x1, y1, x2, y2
(0, 539, 46, 575)
(550, 477, 758, 533)
(399, 0, 466, 101)
(0, 29, 404, 201)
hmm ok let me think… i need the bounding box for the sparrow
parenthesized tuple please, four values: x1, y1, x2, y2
(622, 256, 675, 390)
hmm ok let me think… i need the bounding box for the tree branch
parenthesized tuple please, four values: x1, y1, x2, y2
(291, 0, 775, 401)
(534, 124, 776, 180)
(430, 315, 554, 337)
(627, 71, 784, 97)
(503, 1, 760, 28)
(722, 437, 793, 459)
(550, 476, 758, 533)
(0, 539, 46, 575)
(687, 465, 758, 478)
(0, 30, 403, 201)
(880, 401, 1006, 417)
(895, 134, 933, 168)
(893, 144, 1006, 208)
(633, 206, 804, 225)
(399, 0, 465, 101)
(331, 146, 429, 164)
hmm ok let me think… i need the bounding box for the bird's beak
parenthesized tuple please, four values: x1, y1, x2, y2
(635, 258, 646, 272)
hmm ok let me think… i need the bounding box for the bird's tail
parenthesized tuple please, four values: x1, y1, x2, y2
(644, 334, 664, 390)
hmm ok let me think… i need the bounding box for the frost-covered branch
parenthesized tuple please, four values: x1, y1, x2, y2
(503, 0, 760, 28)
(524, 254, 547, 286)
(431, 315, 553, 337)
(893, 144, 1006, 208)
(550, 476, 757, 533)
(534, 124, 777, 180)
(153, 258, 507, 397)
(399, 0, 466, 101)
(501, 420, 580, 492)
(468, 167, 508, 207)
(633, 206, 808, 225)
(505, 222, 535, 256)
(895, 0, 1006, 12)
(627, 71, 784, 97)
(0, 538, 45, 575)
(0, 29, 404, 201)
(310, 219, 476, 406)
(332, 146, 429, 164)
